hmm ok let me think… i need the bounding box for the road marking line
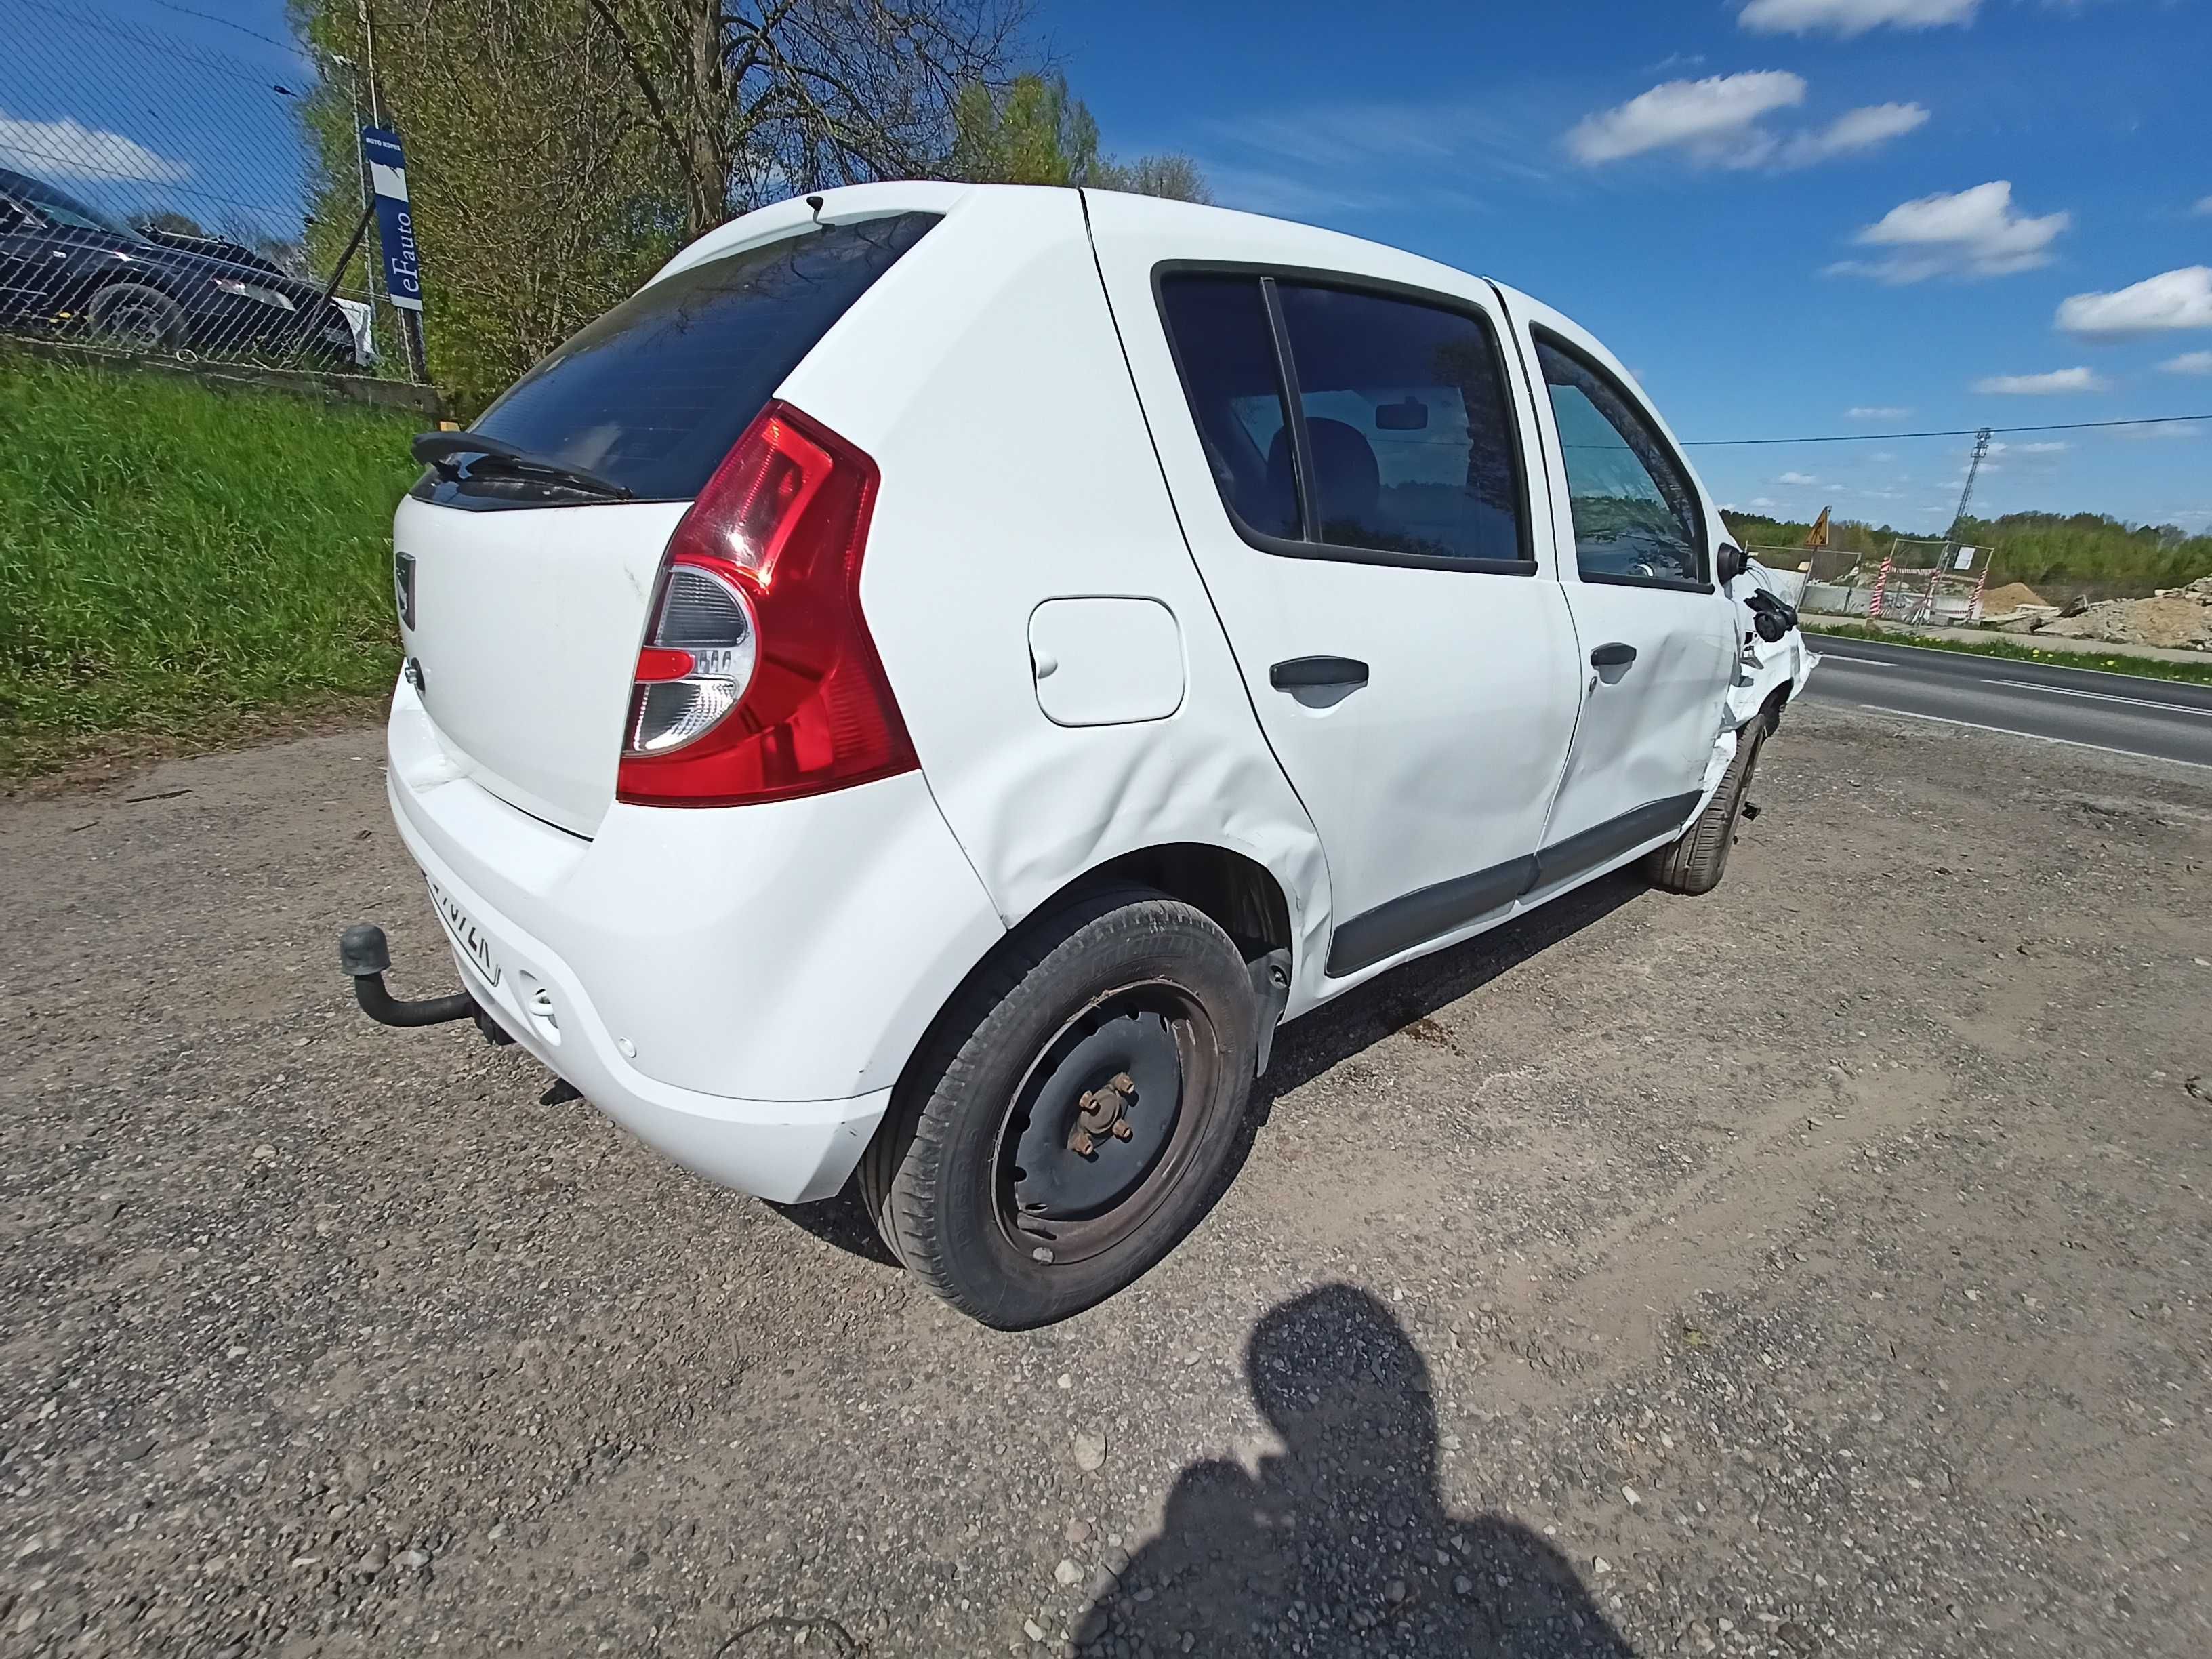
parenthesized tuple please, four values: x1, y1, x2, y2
(1866, 705, 2212, 769)
(1988, 678, 2212, 718)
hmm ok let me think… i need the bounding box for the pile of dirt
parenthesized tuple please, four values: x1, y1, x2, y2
(2036, 575, 2212, 651)
(1978, 580, 2049, 615)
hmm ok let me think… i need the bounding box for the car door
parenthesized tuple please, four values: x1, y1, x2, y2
(1088, 197, 1582, 981)
(1493, 290, 1736, 884)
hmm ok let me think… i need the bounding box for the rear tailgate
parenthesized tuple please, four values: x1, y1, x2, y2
(395, 496, 686, 836)
(392, 203, 943, 838)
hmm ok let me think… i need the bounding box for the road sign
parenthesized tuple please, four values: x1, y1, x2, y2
(360, 126, 422, 312)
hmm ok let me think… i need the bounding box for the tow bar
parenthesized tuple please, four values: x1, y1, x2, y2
(338, 922, 499, 1034)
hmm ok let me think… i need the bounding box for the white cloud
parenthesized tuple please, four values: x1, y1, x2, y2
(2195, 196, 2212, 217)
(2055, 267, 2212, 337)
(1567, 74, 1800, 167)
(2114, 420, 2203, 441)
(1748, 496, 1780, 508)
(1846, 405, 1911, 419)
(2163, 350, 2212, 375)
(1567, 75, 1925, 169)
(1740, 0, 1978, 35)
(2017, 441, 2071, 453)
(1830, 181, 2069, 282)
(1971, 367, 2107, 395)
(1776, 470, 1822, 485)
(1200, 162, 1394, 220)
(0, 110, 189, 184)
(1566, 72, 1805, 165)
(1780, 102, 1929, 165)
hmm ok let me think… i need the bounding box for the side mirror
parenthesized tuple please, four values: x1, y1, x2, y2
(1715, 546, 1746, 586)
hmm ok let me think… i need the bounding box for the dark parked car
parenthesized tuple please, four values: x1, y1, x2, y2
(0, 168, 363, 367)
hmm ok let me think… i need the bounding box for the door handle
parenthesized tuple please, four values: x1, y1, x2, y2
(1270, 655, 1369, 691)
(1589, 642, 1637, 669)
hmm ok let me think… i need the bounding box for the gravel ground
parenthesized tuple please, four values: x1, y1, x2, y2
(3, 700, 2208, 1658)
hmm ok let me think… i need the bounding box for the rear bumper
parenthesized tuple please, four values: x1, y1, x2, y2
(380, 679, 1004, 1203)
(390, 800, 888, 1202)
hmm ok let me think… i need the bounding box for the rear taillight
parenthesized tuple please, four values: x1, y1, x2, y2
(616, 401, 916, 807)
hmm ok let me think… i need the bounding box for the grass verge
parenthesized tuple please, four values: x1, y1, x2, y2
(1803, 619, 2212, 687)
(1, 350, 422, 778)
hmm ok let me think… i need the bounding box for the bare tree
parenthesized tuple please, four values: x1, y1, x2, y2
(586, 0, 1029, 241)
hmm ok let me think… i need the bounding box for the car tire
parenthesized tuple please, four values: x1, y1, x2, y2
(1645, 722, 1764, 897)
(859, 885, 1258, 1328)
(85, 283, 186, 351)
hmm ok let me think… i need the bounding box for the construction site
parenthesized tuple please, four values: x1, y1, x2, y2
(1746, 433, 2212, 654)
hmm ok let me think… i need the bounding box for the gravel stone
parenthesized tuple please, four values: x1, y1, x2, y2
(2, 709, 2207, 1656)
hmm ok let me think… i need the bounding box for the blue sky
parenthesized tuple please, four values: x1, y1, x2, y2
(1048, 0, 2212, 533)
(5, 0, 2207, 532)
(0, 1, 321, 251)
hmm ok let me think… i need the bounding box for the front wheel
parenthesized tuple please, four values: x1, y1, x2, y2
(84, 283, 186, 352)
(859, 887, 1258, 1328)
(1645, 722, 1765, 896)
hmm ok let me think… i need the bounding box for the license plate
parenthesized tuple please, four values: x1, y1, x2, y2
(427, 879, 499, 986)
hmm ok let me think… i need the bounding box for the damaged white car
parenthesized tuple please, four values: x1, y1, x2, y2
(340, 183, 1815, 1326)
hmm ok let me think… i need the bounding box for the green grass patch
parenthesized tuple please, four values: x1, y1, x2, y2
(0, 351, 423, 776)
(1803, 619, 2212, 687)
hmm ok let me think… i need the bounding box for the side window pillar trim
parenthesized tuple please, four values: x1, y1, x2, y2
(1257, 276, 1319, 544)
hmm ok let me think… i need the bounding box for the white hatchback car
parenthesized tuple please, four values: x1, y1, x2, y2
(341, 182, 1810, 1327)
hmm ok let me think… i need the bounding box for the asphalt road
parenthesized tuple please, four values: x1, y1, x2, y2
(1805, 632, 2212, 769)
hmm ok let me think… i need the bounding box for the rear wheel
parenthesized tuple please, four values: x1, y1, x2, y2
(1645, 722, 1764, 896)
(85, 283, 185, 351)
(860, 887, 1257, 1328)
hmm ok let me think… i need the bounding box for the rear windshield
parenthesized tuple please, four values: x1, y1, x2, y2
(433, 212, 938, 504)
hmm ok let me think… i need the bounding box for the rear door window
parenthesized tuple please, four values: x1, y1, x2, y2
(432, 213, 938, 506)
(1273, 283, 1527, 567)
(1156, 271, 1530, 569)
(1154, 275, 1301, 539)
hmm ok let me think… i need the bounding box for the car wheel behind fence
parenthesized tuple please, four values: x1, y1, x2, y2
(85, 283, 186, 352)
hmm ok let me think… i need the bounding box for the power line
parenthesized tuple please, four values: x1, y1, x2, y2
(1681, 413, 2212, 447)
(142, 0, 310, 58)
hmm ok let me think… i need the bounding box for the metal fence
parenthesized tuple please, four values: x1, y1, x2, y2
(0, 0, 423, 382)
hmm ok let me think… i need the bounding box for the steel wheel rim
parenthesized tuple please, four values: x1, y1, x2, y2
(993, 979, 1219, 1268)
(106, 303, 166, 348)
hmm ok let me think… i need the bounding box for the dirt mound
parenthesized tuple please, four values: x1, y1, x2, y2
(1978, 580, 2048, 614)
(2039, 581, 2212, 651)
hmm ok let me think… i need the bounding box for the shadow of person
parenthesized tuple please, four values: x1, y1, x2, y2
(1075, 1285, 1635, 1658)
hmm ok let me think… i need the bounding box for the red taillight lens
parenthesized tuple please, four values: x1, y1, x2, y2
(616, 402, 916, 807)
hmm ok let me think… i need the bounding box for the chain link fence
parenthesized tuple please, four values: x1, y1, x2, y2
(0, 0, 424, 383)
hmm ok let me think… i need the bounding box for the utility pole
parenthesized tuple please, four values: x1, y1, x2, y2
(1919, 425, 1992, 624)
(1948, 426, 1992, 546)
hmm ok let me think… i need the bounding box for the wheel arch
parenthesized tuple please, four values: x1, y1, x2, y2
(1052, 841, 1294, 962)
(879, 839, 1299, 1140)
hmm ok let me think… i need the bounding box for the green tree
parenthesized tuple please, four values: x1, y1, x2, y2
(289, 0, 685, 413)
(948, 72, 1210, 201)
(1721, 507, 2212, 594)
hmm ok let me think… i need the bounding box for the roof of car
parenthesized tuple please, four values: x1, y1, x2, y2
(659, 180, 1507, 297)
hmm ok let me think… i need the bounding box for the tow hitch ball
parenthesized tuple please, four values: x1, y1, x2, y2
(338, 923, 505, 1042)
